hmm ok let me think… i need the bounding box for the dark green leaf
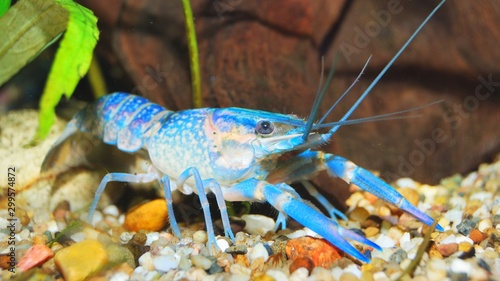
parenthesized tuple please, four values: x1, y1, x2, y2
(0, 0, 68, 86)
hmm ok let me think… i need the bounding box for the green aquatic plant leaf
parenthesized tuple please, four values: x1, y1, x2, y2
(0, 0, 11, 17)
(0, 0, 68, 86)
(48, 220, 82, 247)
(36, 0, 99, 140)
(181, 0, 202, 108)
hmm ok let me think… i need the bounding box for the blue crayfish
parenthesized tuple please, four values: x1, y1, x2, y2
(42, 1, 445, 263)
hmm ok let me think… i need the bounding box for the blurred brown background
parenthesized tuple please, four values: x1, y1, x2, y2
(76, 0, 500, 204)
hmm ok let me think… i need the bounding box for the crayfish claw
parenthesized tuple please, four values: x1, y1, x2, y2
(325, 154, 444, 232)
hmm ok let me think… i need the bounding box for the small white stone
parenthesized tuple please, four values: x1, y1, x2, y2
(70, 231, 85, 242)
(330, 267, 343, 280)
(230, 263, 251, 276)
(118, 214, 125, 225)
(144, 270, 160, 281)
(18, 228, 30, 239)
(227, 274, 251, 281)
(46, 219, 59, 233)
(120, 232, 133, 244)
(420, 185, 438, 204)
(0, 217, 8, 229)
(374, 233, 396, 248)
(309, 267, 334, 281)
(216, 238, 230, 252)
(450, 258, 472, 275)
(90, 211, 103, 227)
(179, 237, 194, 246)
(449, 196, 467, 209)
(290, 267, 309, 281)
(242, 214, 275, 236)
(248, 243, 269, 263)
(304, 227, 321, 238)
(399, 232, 411, 246)
(131, 266, 147, 279)
(478, 218, 493, 232)
(138, 252, 155, 271)
(470, 191, 493, 202)
(266, 269, 288, 281)
(191, 255, 213, 270)
(145, 232, 160, 246)
(178, 255, 192, 271)
(193, 230, 208, 244)
(443, 209, 463, 231)
(399, 258, 412, 270)
(103, 205, 120, 217)
(396, 178, 417, 188)
(439, 234, 456, 245)
(109, 271, 130, 281)
(160, 245, 176, 255)
(373, 271, 389, 281)
(153, 254, 180, 272)
(286, 229, 307, 239)
(176, 245, 194, 257)
(474, 205, 491, 219)
(461, 172, 478, 187)
(184, 267, 208, 280)
(343, 264, 362, 278)
(371, 247, 393, 261)
(455, 234, 474, 244)
(172, 270, 187, 280)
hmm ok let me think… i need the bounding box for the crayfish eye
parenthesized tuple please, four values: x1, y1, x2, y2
(256, 120, 274, 135)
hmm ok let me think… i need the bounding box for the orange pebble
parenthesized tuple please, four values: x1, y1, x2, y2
(18, 244, 54, 272)
(469, 229, 488, 244)
(436, 243, 458, 257)
(124, 199, 169, 232)
(286, 236, 342, 268)
(289, 256, 314, 274)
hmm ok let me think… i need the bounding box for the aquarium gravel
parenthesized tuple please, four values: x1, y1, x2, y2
(0, 110, 499, 281)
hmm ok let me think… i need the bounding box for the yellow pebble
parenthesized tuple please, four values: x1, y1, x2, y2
(346, 192, 365, 208)
(434, 232, 449, 244)
(32, 234, 48, 245)
(360, 271, 375, 281)
(349, 207, 370, 222)
(429, 249, 443, 259)
(253, 274, 275, 281)
(397, 188, 420, 207)
(458, 242, 472, 252)
(377, 206, 391, 217)
(434, 195, 448, 206)
(54, 239, 108, 281)
(364, 227, 380, 237)
(340, 272, 360, 281)
(124, 199, 169, 231)
(361, 263, 375, 273)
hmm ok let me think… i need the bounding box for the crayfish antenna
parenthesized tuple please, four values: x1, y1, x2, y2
(316, 55, 372, 127)
(302, 57, 325, 142)
(325, 0, 447, 138)
(317, 99, 445, 129)
(302, 54, 339, 142)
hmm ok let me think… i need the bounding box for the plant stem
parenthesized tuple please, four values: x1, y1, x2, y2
(180, 0, 202, 108)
